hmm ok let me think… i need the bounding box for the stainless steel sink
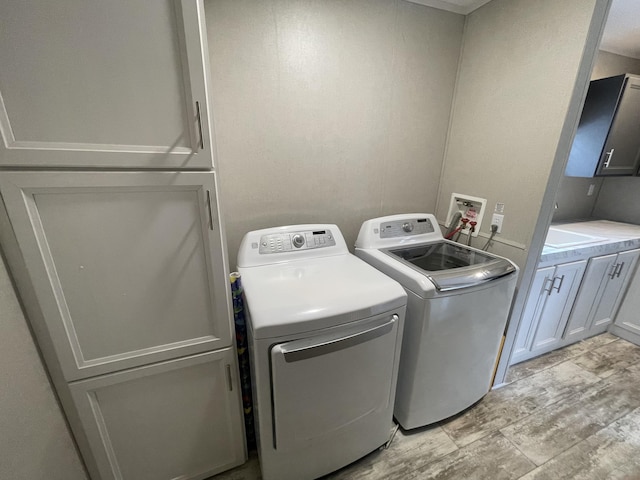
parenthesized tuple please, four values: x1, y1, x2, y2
(544, 228, 605, 248)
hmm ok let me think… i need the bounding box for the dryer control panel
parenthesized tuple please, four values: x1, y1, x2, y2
(238, 224, 349, 267)
(258, 229, 336, 254)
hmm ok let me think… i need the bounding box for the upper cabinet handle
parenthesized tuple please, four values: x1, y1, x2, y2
(195, 101, 205, 150)
(603, 148, 614, 168)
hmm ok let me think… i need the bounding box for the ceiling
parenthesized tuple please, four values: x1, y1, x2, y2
(407, 0, 640, 60)
(404, 0, 491, 15)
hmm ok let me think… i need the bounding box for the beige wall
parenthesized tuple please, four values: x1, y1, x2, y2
(205, 0, 464, 266)
(553, 176, 603, 222)
(435, 0, 599, 269)
(592, 50, 640, 79)
(0, 248, 87, 480)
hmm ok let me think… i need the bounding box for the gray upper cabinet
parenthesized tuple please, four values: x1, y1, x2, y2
(0, 0, 214, 169)
(0, 171, 232, 381)
(565, 74, 640, 177)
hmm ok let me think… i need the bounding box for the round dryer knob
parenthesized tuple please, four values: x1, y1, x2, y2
(292, 234, 305, 248)
(402, 222, 414, 233)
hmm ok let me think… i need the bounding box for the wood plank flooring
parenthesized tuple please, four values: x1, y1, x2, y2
(213, 333, 640, 480)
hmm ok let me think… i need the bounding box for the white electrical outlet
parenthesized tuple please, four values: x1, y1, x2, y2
(587, 184, 595, 196)
(491, 214, 504, 233)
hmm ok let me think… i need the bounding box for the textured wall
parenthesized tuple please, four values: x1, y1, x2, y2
(553, 176, 603, 222)
(205, 0, 464, 266)
(594, 177, 640, 223)
(591, 50, 640, 80)
(0, 247, 87, 480)
(434, 0, 598, 269)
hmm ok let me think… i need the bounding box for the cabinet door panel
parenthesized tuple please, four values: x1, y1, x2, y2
(0, 171, 231, 381)
(564, 254, 617, 342)
(69, 349, 245, 480)
(593, 249, 640, 330)
(596, 78, 640, 176)
(532, 261, 586, 353)
(0, 0, 214, 169)
(613, 261, 640, 336)
(510, 266, 555, 364)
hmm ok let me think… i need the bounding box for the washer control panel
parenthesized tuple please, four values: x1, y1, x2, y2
(258, 229, 336, 254)
(380, 217, 435, 238)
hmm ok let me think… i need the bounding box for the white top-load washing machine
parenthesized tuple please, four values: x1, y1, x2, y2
(355, 213, 518, 429)
(237, 224, 406, 480)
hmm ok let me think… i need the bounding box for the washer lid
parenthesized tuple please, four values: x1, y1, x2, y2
(238, 254, 407, 339)
(384, 241, 516, 292)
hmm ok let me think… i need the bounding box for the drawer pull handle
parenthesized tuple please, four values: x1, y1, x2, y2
(615, 262, 625, 278)
(609, 263, 619, 279)
(551, 275, 565, 294)
(544, 276, 554, 295)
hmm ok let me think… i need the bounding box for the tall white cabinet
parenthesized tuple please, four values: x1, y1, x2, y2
(0, 0, 214, 169)
(0, 2, 245, 480)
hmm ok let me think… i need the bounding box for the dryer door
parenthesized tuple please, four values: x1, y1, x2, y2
(269, 313, 399, 451)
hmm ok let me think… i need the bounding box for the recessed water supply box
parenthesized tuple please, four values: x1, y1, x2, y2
(445, 193, 487, 237)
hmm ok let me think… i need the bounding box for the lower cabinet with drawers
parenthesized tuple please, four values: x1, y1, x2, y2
(511, 248, 640, 365)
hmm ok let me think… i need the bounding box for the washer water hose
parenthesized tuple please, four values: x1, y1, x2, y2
(444, 211, 463, 239)
(467, 221, 477, 246)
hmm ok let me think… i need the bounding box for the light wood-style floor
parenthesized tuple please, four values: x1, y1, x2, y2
(214, 333, 640, 479)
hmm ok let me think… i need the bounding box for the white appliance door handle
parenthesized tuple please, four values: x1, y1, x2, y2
(280, 315, 397, 363)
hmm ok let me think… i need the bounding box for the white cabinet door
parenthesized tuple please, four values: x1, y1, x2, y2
(0, 0, 214, 169)
(564, 253, 617, 342)
(565, 249, 640, 343)
(0, 171, 232, 381)
(592, 249, 640, 331)
(69, 348, 245, 480)
(510, 266, 554, 363)
(613, 260, 640, 340)
(531, 260, 587, 353)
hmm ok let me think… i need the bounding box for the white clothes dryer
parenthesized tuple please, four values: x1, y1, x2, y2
(237, 224, 406, 480)
(355, 214, 518, 429)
